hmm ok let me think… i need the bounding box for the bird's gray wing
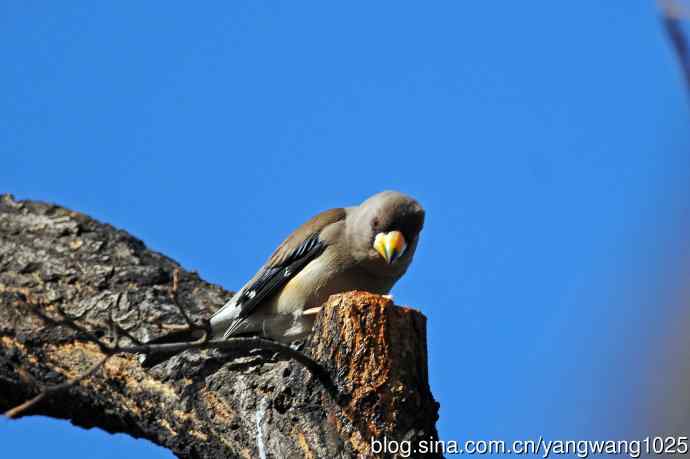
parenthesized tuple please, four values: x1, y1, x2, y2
(214, 207, 346, 338)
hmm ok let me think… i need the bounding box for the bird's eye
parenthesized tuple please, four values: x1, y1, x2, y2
(372, 218, 379, 228)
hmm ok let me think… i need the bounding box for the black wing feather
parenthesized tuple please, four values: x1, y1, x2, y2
(234, 233, 325, 321)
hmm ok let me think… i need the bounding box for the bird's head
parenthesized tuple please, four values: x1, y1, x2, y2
(347, 190, 425, 278)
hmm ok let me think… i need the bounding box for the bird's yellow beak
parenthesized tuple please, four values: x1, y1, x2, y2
(374, 231, 407, 264)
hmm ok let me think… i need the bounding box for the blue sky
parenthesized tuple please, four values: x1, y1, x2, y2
(2, 1, 690, 457)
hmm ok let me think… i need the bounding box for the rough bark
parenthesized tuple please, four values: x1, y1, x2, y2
(0, 193, 440, 458)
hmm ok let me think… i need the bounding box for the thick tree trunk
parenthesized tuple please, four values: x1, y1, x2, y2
(0, 194, 439, 458)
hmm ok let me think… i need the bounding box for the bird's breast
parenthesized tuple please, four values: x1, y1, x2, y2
(267, 247, 394, 314)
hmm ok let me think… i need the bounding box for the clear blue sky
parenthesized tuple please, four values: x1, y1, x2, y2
(2, 2, 690, 457)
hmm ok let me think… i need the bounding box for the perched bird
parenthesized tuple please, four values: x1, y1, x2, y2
(209, 190, 425, 342)
(143, 191, 424, 365)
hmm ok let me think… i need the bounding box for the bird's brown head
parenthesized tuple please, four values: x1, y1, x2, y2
(347, 190, 425, 278)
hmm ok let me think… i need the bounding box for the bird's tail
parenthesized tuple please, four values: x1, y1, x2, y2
(139, 328, 204, 368)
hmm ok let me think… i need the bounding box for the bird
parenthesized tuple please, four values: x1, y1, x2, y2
(143, 190, 424, 365)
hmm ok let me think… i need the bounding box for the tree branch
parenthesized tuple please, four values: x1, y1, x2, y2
(4, 353, 112, 419)
(4, 282, 347, 419)
(0, 193, 439, 458)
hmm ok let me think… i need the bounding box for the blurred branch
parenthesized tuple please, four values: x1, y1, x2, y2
(659, 0, 690, 94)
